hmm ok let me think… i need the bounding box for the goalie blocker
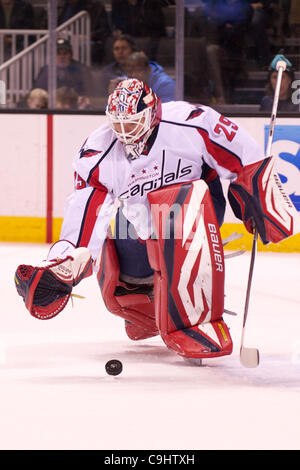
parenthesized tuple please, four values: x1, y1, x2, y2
(228, 156, 300, 244)
(99, 179, 233, 359)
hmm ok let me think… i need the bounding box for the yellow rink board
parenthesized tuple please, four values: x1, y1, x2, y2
(0, 217, 47, 243)
(220, 223, 300, 253)
(1, 217, 299, 252)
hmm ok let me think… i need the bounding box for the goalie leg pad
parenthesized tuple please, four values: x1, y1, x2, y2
(160, 320, 233, 359)
(147, 180, 233, 359)
(98, 236, 158, 340)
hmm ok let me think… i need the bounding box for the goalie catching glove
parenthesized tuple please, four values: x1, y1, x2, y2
(14, 247, 93, 319)
(228, 156, 299, 244)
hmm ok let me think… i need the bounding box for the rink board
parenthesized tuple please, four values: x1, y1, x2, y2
(0, 113, 299, 252)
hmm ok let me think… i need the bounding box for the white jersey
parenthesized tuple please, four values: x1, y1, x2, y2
(50, 101, 265, 262)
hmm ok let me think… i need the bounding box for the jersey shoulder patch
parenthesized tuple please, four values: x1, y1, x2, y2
(73, 124, 116, 186)
(185, 106, 205, 121)
(79, 148, 102, 159)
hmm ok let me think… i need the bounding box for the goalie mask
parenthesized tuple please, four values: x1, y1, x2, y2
(106, 78, 161, 160)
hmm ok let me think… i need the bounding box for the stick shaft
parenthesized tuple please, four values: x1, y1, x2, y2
(266, 65, 285, 157)
(240, 229, 258, 347)
(240, 62, 286, 363)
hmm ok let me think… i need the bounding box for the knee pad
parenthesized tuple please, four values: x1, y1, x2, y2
(114, 207, 154, 280)
(97, 235, 158, 340)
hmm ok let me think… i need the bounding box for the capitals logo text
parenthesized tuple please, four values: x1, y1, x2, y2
(119, 158, 192, 199)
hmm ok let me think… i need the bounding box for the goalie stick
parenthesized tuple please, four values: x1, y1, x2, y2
(240, 229, 259, 367)
(239, 58, 287, 368)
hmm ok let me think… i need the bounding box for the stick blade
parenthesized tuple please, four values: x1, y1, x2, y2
(240, 347, 259, 368)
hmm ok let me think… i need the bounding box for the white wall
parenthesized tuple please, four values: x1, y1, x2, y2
(0, 114, 47, 217)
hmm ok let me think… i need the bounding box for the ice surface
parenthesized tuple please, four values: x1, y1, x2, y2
(1, 242, 300, 450)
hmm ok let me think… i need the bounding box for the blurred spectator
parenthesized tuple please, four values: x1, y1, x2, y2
(248, 1, 271, 67)
(202, 0, 253, 102)
(26, 88, 48, 109)
(99, 35, 137, 96)
(111, 0, 166, 60)
(205, 42, 226, 104)
(0, 0, 35, 60)
(260, 59, 298, 112)
(56, 86, 93, 109)
(124, 51, 175, 102)
(57, 0, 111, 65)
(33, 38, 93, 97)
(186, 1, 209, 37)
(56, 86, 79, 109)
(16, 87, 48, 109)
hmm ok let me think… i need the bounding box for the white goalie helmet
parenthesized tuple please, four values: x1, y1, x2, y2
(106, 78, 161, 159)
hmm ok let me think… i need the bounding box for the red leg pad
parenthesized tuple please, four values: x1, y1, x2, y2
(147, 180, 233, 359)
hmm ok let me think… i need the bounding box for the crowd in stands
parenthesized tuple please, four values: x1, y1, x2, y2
(0, 0, 299, 112)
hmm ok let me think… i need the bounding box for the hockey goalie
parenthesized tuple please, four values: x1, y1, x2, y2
(14, 79, 300, 361)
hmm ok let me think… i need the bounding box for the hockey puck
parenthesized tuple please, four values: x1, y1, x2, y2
(105, 359, 123, 376)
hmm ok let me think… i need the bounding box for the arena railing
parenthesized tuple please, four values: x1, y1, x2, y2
(0, 11, 91, 106)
